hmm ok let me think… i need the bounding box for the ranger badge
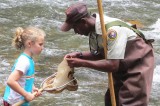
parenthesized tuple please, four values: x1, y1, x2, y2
(107, 30, 117, 40)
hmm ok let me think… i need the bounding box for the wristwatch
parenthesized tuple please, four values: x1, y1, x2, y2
(79, 52, 83, 59)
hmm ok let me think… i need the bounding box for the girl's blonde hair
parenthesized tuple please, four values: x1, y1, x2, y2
(12, 26, 46, 49)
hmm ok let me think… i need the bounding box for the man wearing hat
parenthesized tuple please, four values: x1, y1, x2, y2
(61, 2, 154, 106)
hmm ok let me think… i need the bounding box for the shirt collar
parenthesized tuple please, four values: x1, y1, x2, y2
(93, 13, 121, 35)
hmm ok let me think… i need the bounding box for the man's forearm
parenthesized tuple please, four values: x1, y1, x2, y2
(81, 51, 102, 60)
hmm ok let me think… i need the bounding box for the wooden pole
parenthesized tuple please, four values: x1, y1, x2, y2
(97, 0, 116, 106)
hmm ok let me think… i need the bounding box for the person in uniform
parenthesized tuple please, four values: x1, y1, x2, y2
(61, 2, 154, 106)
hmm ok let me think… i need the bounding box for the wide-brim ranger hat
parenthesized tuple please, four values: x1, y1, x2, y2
(61, 3, 89, 32)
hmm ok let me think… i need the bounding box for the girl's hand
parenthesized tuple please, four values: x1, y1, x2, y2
(33, 86, 38, 92)
(24, 92, 35, 102)
(34, 90, 42, 97)
(33, 87, 42, 97)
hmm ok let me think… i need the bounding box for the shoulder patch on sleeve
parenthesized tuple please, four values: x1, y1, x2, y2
(107, 30, 117, 40)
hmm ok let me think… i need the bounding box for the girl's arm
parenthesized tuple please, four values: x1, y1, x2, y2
(7, 70, 35, 102)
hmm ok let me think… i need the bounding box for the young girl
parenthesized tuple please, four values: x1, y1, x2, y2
(3, 26, 46, 106)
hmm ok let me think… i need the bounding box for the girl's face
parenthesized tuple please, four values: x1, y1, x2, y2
(30, 36, 45, 55)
